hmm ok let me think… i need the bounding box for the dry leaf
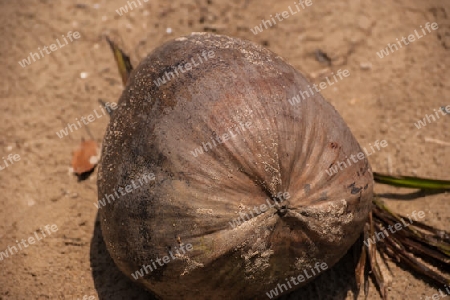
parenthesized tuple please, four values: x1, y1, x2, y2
(71, 139, 100, 175)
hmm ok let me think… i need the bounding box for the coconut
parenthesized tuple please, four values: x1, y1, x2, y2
(97, 32, 373, 299)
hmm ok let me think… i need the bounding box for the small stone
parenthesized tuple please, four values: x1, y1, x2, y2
(380, 123, 389, 133)
(27, 198, 36, 206)
(360, 62, 372, 70)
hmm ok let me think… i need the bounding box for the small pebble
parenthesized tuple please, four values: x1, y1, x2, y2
(28, 198, 36, 206)
(360, 62, 372, 70)
(166, 27, 172, 34)
(380, 123, 389, 133)
(80, 72, 88, 79)
(89, 155, 99, 165)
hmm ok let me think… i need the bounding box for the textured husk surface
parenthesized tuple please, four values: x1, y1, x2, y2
(97, 32, 373, 299)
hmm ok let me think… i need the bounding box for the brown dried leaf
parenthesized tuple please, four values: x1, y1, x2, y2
(71, 139, 100, 175)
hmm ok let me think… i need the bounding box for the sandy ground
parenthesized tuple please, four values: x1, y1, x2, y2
(0, 0, 449, 299)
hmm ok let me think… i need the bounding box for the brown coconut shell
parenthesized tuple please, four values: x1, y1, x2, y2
(97, 32, 373, 300)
